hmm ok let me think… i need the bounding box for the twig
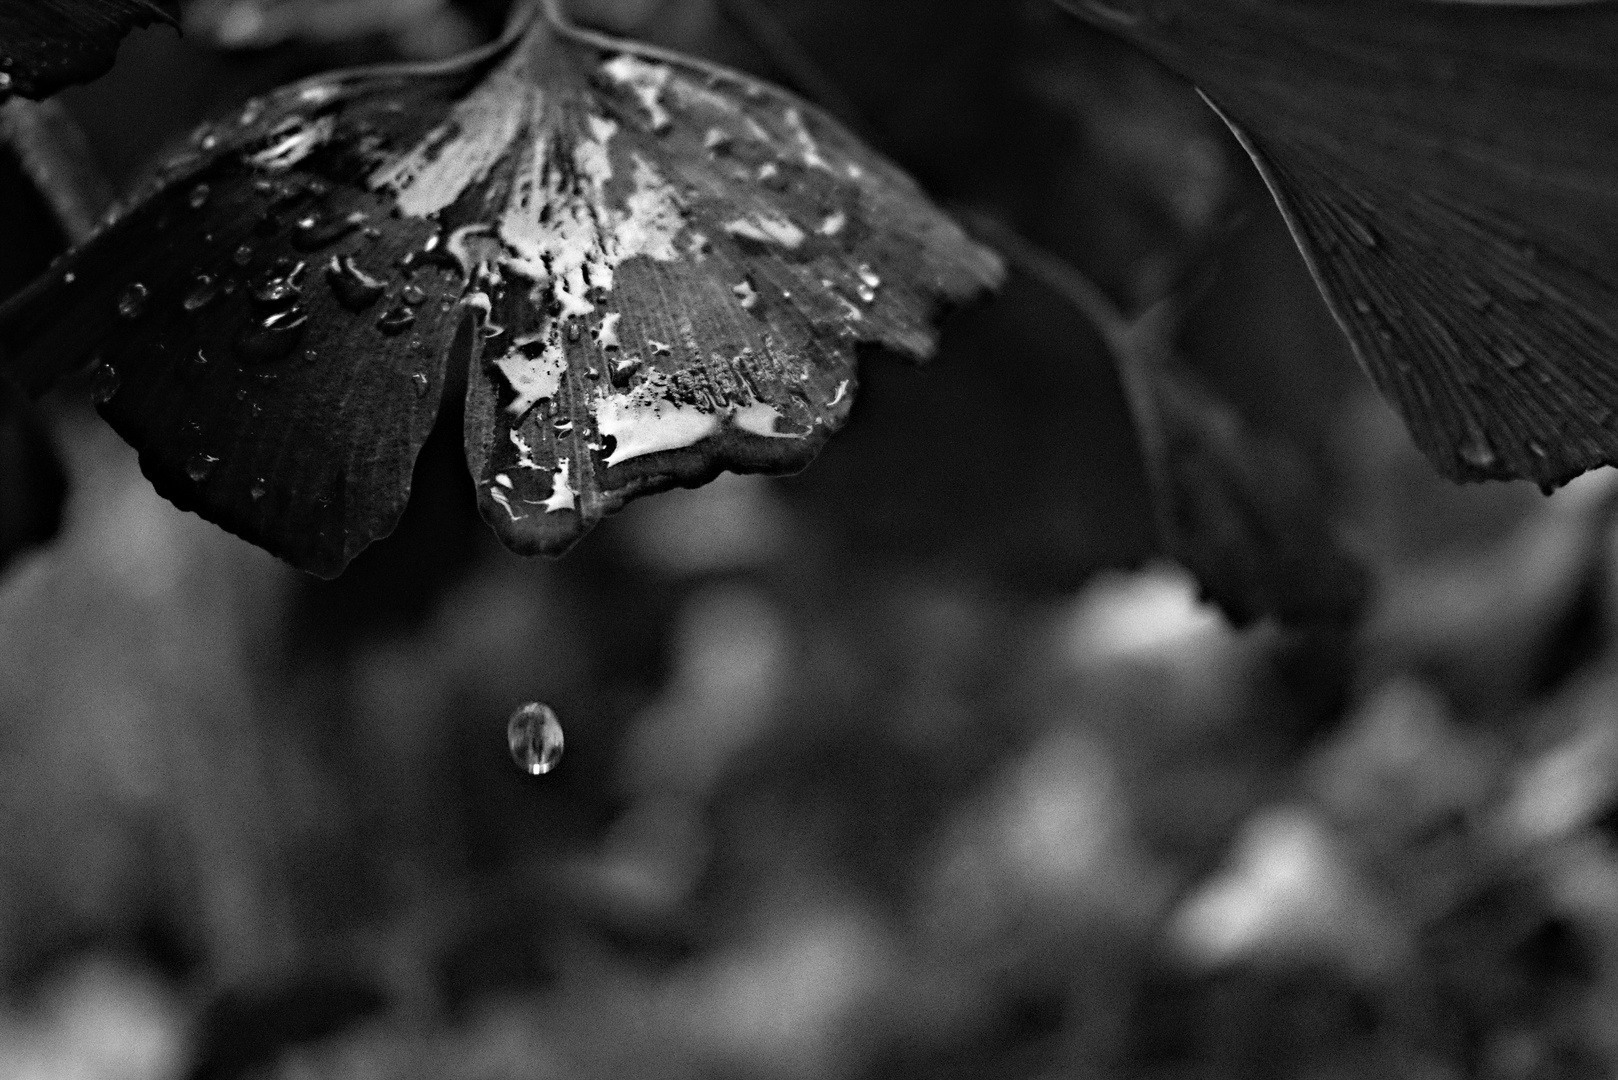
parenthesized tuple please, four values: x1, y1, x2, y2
(955, 207, 1185, 543)
(0, 99, 115, 245)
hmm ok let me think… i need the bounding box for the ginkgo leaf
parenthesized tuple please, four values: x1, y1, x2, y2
(1152, 365, 1367, 626)
(0, 0, 179, 101)
(0, 1, 1002, 576)
(1064, 0, 1618, 492)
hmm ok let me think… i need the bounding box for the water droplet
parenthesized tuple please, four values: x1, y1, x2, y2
(411, 372, 430, 397)
(236, 307, 308, 363)
(1458, 426, 1497, 470)
(89, 363, 120, 405)
(507, 702, 564, 776)
(857, 265, 881, 290)
(1351, 297, 1373, 316)
(1500, 345, 1530, 370)
(326, 255, 387, 311)
(188, 183, 211, 209)
(239, 99, 265, 126)
(1528, 440, 1550, 461)
(1345, 215, 1379, 249)
(183, 273, 220, 312)
(251, 264, 305, 309)
(292, 210, 366, 252)
(249, 480, 267, 500)
(376, 303, 416, 336)
(401, 284, 427, 306)
(0, 73, 13, 96)
(855, 285, 876, 304)
(185, 452, 219, 483)
(63, 272, 75, 284)
(733, 280, 759, 310)
(117, 283, 149, 320)
(233, 244, 254, 267)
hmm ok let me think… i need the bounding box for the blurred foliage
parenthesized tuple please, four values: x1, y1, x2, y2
(3, 2, 1615, 1079)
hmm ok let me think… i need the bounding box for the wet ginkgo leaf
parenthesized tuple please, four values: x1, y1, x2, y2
(1065, 0, 1618, 492)
(0, 0, 179, 101)
(0, 1, 1002, 577)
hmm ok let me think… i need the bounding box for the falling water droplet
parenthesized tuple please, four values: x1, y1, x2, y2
(188, 183, 211, 209)
(89, 363, 120, 405)
(376, 303, 416, 336)
(326, 255, 386, 311)
(507, 702, 564, 775)
(185, 452, 219, 483)
(117, 283, 149, 319)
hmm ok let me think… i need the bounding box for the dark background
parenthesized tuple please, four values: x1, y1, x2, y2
(3, 2, 1617, 1077)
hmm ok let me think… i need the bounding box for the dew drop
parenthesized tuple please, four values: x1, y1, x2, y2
(236, 307, 308, 364)
(249, 480, 267, 500)
(185, 452, 220, 483)
(1500, 345, 1530, 371)
(1351, 297, 1373, 316)
(89, 363, 120, 405)
(0, 72, 13, 96)
(326, 255, 387, 311)
(411, 371, 429, 397)
(188, 183, 211, 210)
(401, 284, 427, 306)
(507, 702, 564, 776)
(1345, 215, 1379, 248)
(183, 273, 221, 312)
(1528, 439, 1550, 461)
(233, 244, 254, 267)
(117, 283, 149, 320)
(376, 303, 416, 336)
(1458, 426, 1497, 471)
(292, 210, 366, 252)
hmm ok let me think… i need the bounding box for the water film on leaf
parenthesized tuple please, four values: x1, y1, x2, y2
(0, 0, 1003, 577)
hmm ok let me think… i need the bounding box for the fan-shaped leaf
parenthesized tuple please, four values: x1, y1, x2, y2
(1065, 0, 1618, 491)
(0, 4, 1002, 576)
(0, 0, 179, 101)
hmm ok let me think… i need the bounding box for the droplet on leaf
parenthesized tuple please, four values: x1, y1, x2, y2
(325, 255, 387, 311)
(236, 308, 308, 363)
(376, 303, 416, 336)
(116, 283, 149, 320)
(187, 183, 211, 209)
(507, 702, 564, 775)
(182, 273, 220, 312)
(185, 452, 220, 483)
(89, 362, 120, 405)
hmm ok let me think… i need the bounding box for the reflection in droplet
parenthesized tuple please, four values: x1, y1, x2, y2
(185, 452, 219, 483)
(89, 363, 120, 405)
(507, 702, 564, 775)
(117, 283, 149, 319)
